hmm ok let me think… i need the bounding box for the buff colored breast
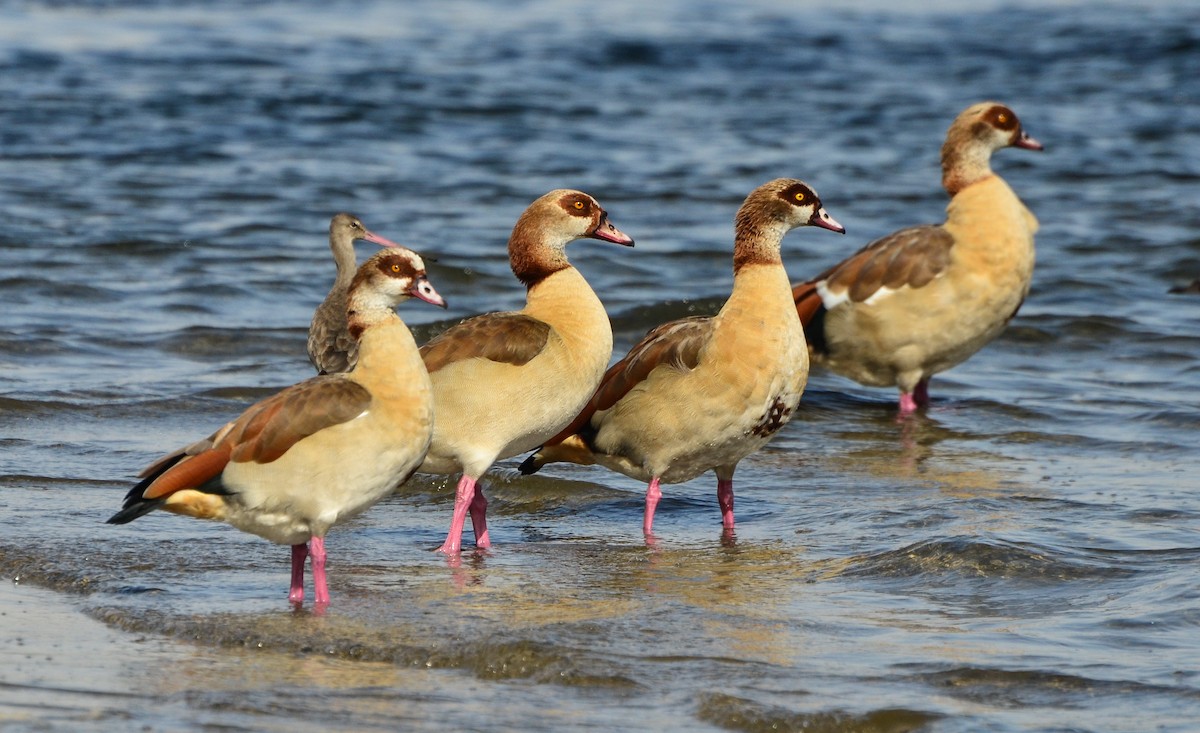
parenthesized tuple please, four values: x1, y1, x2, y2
(419, 267, 612, 475)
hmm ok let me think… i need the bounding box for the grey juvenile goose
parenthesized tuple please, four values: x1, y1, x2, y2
(308, 212, 403, 375)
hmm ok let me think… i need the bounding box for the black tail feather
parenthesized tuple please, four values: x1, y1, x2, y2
(106, 497, 166, 525)
(518, 451, 541, 475)
(105, 453, 183, 525)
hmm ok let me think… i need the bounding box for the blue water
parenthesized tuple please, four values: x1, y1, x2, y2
(1, 1, 1199, 731)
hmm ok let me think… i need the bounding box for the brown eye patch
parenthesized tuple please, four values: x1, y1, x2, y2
(985, 105, 1019, 131)
(375, 254, 418, 279)
(778, 182, 817, 206)
(561, 194, 594, 217)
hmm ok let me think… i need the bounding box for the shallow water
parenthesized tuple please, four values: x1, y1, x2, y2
(2, 1, 1199, 731)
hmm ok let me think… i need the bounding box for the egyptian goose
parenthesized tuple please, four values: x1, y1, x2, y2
(308, 213, 402, 375)
(417, 189, 634, 554)
(792, 102, 1043, 415)
(520, 179, 844, 538)
(107, 248, 447, 605)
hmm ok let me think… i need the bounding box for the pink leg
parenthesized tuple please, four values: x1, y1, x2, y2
(717, 478, 735, 529)
(643, 477, 662, 537)
(289, 543, 308, 603)
(899, 378, 931, 415)
(310, 536, 329, 605)
(469, 485, 491, 549)
(438, 475, 477, 555)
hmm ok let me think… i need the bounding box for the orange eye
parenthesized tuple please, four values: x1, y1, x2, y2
(573, 200, 585, 210)
(391, 264, 401, 273)
(794, 192, 806, 202)
(997, 113, 1008, 123)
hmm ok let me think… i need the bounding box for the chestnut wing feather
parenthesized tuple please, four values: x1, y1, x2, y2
(546, 317, 712, 445)
(420, 313, 552, 374)
(792, 280, 823, 327)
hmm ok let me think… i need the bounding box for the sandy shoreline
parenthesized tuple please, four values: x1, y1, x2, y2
(0, 580, 181, 729)
(0, 579, 476, 732)
(0, 583, 234, 729)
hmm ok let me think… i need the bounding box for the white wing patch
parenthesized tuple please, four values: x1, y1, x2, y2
(816, 280, 851, 309)
(818, 281, 909, 308)
(863, 286, 898, 306)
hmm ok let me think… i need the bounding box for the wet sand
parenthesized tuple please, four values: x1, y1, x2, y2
(1, 580, 170, 729)
(1, 576, 654, 732)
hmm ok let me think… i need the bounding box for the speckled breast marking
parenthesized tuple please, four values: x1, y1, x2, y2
(749, 395, 792, 438)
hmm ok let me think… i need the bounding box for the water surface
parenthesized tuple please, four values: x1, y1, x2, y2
(1, 1, 1198, 731)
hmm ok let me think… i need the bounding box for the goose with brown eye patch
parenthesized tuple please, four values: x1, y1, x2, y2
(415, 188, 634, 555)
(520, 178, 843, 542)
(107, 247, 445, 607)
(792, 101, 1043, 415)
(307, 212, 404, 376)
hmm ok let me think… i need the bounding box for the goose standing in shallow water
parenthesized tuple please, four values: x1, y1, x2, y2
(108, 248, 447, 605)
(308, 212, 404, 375)
(417, 189, 634, 554)
(520, 179, 844, 539)
(792, 102, 1043, 415)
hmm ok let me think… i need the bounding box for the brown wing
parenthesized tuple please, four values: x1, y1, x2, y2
(136, 429, 221, 480)
(110, 376, 370, 524)
(813, 225, 954, 303)
(144, 377, 371, 499)
(420, 313, 552, 373)
(219, 377, 372, 464)
(546, 316, 713, 445)
(140, 445, 233, 501)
